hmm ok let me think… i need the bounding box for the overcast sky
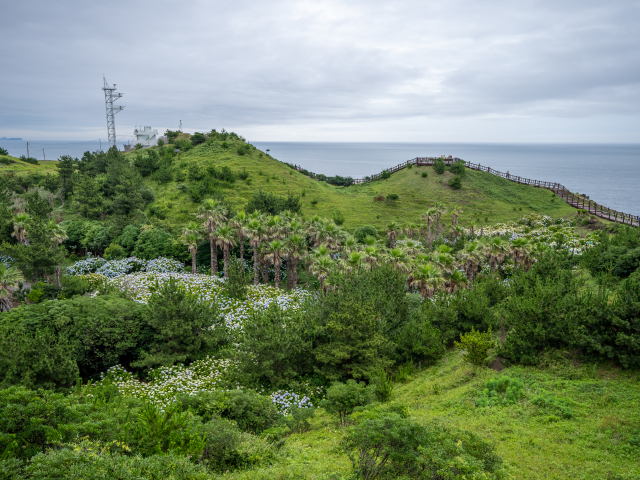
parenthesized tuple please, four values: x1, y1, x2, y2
(2, 0, 639, 142)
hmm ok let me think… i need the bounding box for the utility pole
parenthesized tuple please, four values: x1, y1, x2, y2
(26, 142, 29, 159)
(43, 148, 45, 166)
(102, 76, 125, 149)
(179, 120, 182, 132)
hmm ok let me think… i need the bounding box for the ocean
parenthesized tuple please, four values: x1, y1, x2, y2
(2, 139, 639, 216)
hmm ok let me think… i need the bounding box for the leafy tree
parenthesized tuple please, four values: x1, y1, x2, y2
(393, 311, 444, 365)
(191, 132, 206, 145)
(245, 190, 301, 215)
(132, 228, 174, 259)
(103, 242, 125, 260)
(132, 278, 228, 369)
(233, 304, 312, 387)
(0, 295, 148, 381)
(55, 155, 76, 196)
(73, 175, 105, 219)
(455, 327, 494, 366)
(320, 380, 375, 426)
(223, 257, 251, 300)
(448, 176, 462, 189)
(448, 160, 466, 175)
(0, 263, 23, 312)
(343, 411, 505, 479)
(354, 225, 378, 244)
(116, 224, 139, 254)
(433, 158, 446, 174)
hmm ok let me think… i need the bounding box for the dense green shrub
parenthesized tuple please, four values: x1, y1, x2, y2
(234, 304, 312, 387)
(433, 158, 446, 174)
(0, 295, 147, 385)
(103, 242, 125, 260)
(354, 225, 378, 244)
(448, 160, 466, 175)
(448, 176, 462, 189)
(132, 228, 174, 259)
(455, 327, 495, 366)
(475, 376, 525, 407)
(333, 210, 346, 226)
(245, 190, 301, 215)
(320, 380, 375, 425)
(343, 411, 505, 479)
(132, 278, 228, 370)
(191, 132, 206, 146)
(393, 310, 444, 365)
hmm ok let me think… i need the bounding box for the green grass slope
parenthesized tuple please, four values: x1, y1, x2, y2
(143, 143, 577, 231)
(0, 155, 57, 174)
(224, 351, 640, 480)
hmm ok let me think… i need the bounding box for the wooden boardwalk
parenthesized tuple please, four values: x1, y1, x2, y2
(352, 157, 639, 227)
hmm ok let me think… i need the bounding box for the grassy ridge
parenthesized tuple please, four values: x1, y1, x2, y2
(1, 143, 578, 229)
(143, 143, 577, 230)
(224, 351, 640, 480)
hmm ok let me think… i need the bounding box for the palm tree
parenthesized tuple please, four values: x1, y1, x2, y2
(181, 222, 202, 274)
(0, 263, 23, 312)
(451, 206, 463, 228)
(509, 237, 531, 270)
(386, 222, 400, 248)
(345, 251, 364, 276)
(11, 213, 29, 246)
(215, 225, 238, 279)
(446, 270, 468, 293)
(246, 218, 264, 286)
(411, 263, 444, 298)
(458, 241, 483, 283)
(433, 202, 447, 236)
(265, 239, 286, 288)
(311, 255, 333, 295)
(484, 237, 509, 272)
(196, 199, 227, 276)
(48, 220, 68, 287)
(387, 247, 410, 273)
(285, 233, 307, 289)
(420, 209, 437, 246)
(231, 210, 248, 261)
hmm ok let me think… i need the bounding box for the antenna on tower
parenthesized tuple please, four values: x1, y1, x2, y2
(102, 76, 125, 149)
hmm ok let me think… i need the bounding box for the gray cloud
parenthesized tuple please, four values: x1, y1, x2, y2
(1, 0, 639, 141)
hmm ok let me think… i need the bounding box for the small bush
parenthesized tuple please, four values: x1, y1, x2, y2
(475, 376, 525, 407)
(455, 327, 494, 366)
(421, 171, 428, 178)
(191, 132, 206, 145)
(238, 168, 249, 180)
(333, 210, 345, 226)
(354, 225, 378, 244)
(448, 176, 462, 189)
(386, 194, 399, 201)
(0, 157, 10, 165)
(433, 158, 446, 174)
(449, 160, 466, 175)
(103, 243, 125, 260)
(370, 369, 394, 403)
(320, 380, 376, 426)
(380, 171, 391, 180)
(310, 198, 318, 206)
(0, 147, 9, 155)
(531, 394, 574, 419)
(393, 361, 415, 383)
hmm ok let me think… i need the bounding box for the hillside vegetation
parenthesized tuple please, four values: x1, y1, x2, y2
(2, 134, 577, 231)
(1, 131, 638, 480)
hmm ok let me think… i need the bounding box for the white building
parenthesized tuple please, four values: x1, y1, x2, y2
(134, 126, 158, 146)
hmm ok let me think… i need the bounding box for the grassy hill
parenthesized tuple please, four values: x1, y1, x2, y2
(226, 350, 640, 480)
(0, 155, 57, 174)
(133, 141, 577, 231)
(1, 140, 579, 230)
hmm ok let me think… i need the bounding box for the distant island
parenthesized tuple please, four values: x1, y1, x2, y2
(0, 137, 23, 140)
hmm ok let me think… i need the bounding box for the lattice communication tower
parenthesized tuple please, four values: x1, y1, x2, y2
(102, 76, 125, 148)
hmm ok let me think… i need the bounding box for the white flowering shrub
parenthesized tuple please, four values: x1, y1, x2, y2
(98, 357, 232, 409)
(105, 272, 310, 331)
(67, 256, 185, 278)
(471, 214, 597, 254)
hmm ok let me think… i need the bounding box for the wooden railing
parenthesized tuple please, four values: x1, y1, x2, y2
(351, 157, 639, 227)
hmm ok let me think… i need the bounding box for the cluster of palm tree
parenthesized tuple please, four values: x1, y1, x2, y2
(184, 199, 541, 298)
